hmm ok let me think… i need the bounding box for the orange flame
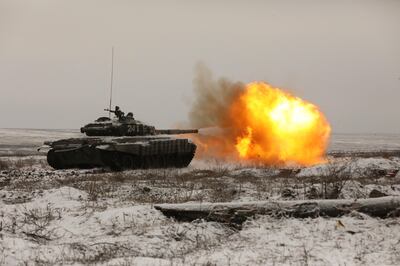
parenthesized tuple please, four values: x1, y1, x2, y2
(192, 82, 331, 166)
(230, 82, 331, 165)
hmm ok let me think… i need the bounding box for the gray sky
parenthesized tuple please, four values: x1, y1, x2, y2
(1, 0, 399, 133)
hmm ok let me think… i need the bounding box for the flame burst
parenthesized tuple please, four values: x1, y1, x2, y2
(229, 82, 331, 165)
(191, 81, 331, 166)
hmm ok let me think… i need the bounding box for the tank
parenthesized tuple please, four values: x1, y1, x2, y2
(43, 106, 198, 170)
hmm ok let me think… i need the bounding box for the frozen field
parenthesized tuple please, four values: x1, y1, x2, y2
(1, 128, 400, 157)
(1, 129, 400, 265)
(328, 133, 400, 152)
(0, 129, 80, 157)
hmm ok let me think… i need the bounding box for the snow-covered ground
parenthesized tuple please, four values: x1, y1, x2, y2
(328, 133, 400, 152)
(1, 129, 400, 156)
(0, 128, 80, 157)
(1, 129, 400, 265)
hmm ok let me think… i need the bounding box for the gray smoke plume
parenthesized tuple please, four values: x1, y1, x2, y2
(189, 63, 245, 129)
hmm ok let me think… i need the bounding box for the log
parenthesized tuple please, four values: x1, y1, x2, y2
(154, 196, 400, 225)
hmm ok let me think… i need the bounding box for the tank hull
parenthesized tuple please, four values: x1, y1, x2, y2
(46, 136, 196, 170)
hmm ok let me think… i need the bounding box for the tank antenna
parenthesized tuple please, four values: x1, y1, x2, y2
(108, 46, 114, 118)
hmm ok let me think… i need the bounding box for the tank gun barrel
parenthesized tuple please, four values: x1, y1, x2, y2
(155, 129, 198, 135)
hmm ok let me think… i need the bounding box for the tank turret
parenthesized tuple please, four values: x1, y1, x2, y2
(80, 106, 198, 137)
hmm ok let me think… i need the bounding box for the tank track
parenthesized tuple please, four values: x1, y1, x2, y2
(47, 146, 103, 169)
(47, 146, 196, 170)
(100, 150, 195, 171)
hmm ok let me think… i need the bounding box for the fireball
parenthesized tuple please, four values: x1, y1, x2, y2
(190, 79, 331, 166)
(229, 82, 331, 166)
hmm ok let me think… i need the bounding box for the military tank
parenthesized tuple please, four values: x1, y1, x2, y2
(43, 106, 198, 170)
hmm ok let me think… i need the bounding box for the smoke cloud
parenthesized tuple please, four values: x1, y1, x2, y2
(187, 64, 246, 161)
(187, 64, 331, 165)
(189, 63, 244, 129)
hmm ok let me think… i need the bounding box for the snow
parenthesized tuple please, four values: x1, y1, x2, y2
(1, 130, 400, 265)
(298, 158, 400, 178)
(1, 178, 399, 265)
(328, 133, 400, 151)
(0, 128, 80, 156)
(4, 188, 399, 266)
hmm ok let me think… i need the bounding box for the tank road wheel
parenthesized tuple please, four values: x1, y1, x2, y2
(99, 151, 122, 171)
(47, 149, 64, 169)
(121, 154, 135, 169)
(142, 156, 150, 169)
(152, 155, 161, 168)
(156, 155, 167, 168)
(99, 151, 140, 171)
(160, 155, 168, 168)
(172, 153, 184, 168)
(47, 147, 101, 170)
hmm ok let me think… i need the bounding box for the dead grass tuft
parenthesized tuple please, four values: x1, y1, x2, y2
(0, 157, 47, 170)
(0, 158, 11, 170)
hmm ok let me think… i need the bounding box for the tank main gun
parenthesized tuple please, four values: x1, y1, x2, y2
(155, 129, 198, 135)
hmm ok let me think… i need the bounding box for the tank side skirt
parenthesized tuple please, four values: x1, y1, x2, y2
(47, 138, 197, 171)
(98, 143, 196, 170)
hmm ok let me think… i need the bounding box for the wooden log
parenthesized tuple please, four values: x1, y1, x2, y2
(154, 196, 400, 225)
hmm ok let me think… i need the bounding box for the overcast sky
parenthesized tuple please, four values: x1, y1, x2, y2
(1, 0, 399, 133)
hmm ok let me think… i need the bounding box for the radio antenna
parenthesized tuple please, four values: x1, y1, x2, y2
(108, 46, 114, 117)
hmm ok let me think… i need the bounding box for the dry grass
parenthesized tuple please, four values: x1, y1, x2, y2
(1, 156, 397, 207)
(0, 157, 47, 170)
(0, 205, 60, 243)
(0, 158, 11, 170)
